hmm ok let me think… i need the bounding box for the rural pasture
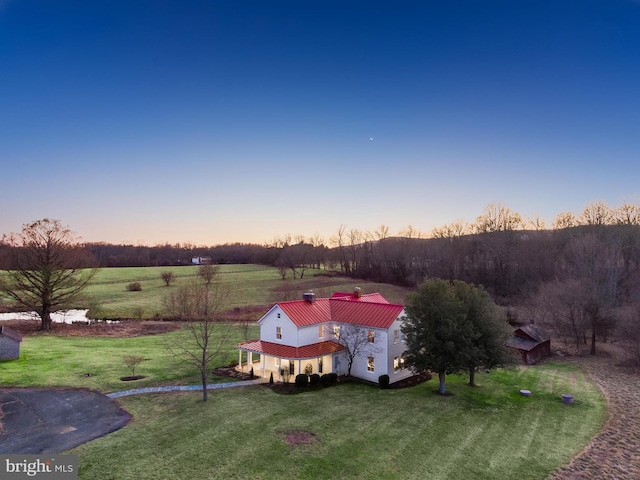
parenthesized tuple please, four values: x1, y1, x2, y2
(0, 265, 611, 479)
(79, 264, 413, 320)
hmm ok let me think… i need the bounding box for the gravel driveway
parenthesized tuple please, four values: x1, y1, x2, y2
(549, 344, 640, 480)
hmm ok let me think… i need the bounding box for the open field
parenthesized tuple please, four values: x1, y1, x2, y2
(68, 361, 605, 480)
(78, 265, 413, 320)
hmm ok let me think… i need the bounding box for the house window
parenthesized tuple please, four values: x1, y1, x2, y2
(394, 330, 399, 344)
(394, 356, 400, 372)
(276, 327, 282, 339)
(400, 331, 406, 343)
(319, 357, 323, 373)
(368, 330, 375, 343)
(277, 313, 281, 318)
(289, 360, 295, 375)
(318, 325, 323, 338)
(333, 325, 341, 338)
(367, 356, 375, 372)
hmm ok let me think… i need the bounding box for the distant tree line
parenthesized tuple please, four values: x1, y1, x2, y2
(3, 200, 640, 357)
(78, 242, 279, 267)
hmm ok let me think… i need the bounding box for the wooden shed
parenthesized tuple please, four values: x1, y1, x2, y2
(506, 324, 550, 364)
(0, 326, 23, 360)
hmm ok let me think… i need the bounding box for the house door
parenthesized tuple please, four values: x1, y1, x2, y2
(333, 356, 340, 375)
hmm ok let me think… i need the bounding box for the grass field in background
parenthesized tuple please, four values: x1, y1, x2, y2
(70, 361, 605, 480)
(0, 324, 259, 393)
(80, 264, 413, 319)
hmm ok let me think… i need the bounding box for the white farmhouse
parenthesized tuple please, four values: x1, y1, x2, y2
(237, 288, 412, 384)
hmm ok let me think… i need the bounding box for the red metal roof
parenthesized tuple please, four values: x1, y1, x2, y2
(278, 298, 332, 327)
(275, 293, 403, 329)
(331, 292, 389, 303)
(237, 340, 345, 359)
(331, 300, 404, 329)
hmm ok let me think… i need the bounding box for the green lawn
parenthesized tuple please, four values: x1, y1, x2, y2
(79, 265, 412, 319)
(0, 266, 607, 479)
(70, 362, 605, 480)
(0, 325, 259, 393)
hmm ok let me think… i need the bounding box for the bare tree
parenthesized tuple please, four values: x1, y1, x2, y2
(198, 264, 220, 285)
(526, 215, 547, 231)
(0, 219, 96, 331)
(579, 200, 612, 226)
(328, 323, 381, 377)
(617, 303, 640, 366)
(160, 270, 176, 287)
(400, 225, 424, 239)
(309, 233, 326, 269)
(564, 233, 621, 354)
(431, 219, 469, 239)
(123, 356, 145, 377)
(613, 202, 640, 226)
(374, 224, 390, 241)
(347, 228, 364, 273)
(275, 261, 288, 280)
(331, 224, 349, 273)
(474, 203, 523, 233)
(164, 278, 231, 401)
(553, 211, 578, 230)
(536, 279, 588, 353)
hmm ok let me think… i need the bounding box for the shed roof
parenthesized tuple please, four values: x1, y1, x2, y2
(506, 336, 540, 352)
(515, 324, 550, 343)
(0, 326, 23, 343)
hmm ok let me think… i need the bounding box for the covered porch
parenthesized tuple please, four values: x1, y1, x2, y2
(237, 340, 345, 381)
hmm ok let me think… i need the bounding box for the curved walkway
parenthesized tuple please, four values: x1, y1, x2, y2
(549, 345, 640, 480)
(106, 379, 263, 398)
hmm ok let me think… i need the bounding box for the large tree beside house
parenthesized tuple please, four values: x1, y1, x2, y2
(402, 279, 474, 394)
(452, 281, 513, 386)
(402, 279, 509, 393)
(0, 219, 96, 331)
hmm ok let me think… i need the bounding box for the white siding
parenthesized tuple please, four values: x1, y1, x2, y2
(255, 305, 412, 384)
(297, 323, 330, 346)
(387, 316, 412, 383)
(340, 325, 389, 380)
(259, 306, 298, 345)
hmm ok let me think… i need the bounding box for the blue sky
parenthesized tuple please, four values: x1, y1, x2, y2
(1, 1, 639, 245)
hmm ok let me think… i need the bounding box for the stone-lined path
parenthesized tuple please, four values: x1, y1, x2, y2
(549, 344, 640, 480)
(106, 379, 263, 398)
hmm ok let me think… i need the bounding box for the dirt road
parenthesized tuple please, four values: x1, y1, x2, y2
(549, 344, 640, 480)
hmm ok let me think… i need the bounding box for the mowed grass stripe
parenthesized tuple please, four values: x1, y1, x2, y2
(71, 362, 605, 480)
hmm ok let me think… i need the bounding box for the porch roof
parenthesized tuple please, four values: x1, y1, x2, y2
(238, 339, 344, 359)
